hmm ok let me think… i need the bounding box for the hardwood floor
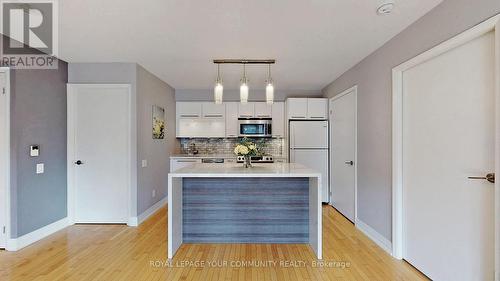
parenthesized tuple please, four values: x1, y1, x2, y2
(0, 206, 427, 281)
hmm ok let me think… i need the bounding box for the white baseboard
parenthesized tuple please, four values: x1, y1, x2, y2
(128, 197, 167, 227)
(128, 217, 138, 227)
(6, 217, 69, 251)
(355, 218, 392, 255)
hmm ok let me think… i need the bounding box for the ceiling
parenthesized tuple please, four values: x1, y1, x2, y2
(59, 0, 443, 91)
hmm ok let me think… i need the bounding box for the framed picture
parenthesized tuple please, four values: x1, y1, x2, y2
(152, 105, 165, 139)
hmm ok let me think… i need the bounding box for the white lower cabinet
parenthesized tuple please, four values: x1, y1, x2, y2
(170, 158, 202, 172)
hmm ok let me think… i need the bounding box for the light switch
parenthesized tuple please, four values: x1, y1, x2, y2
(142, 160, 147, 168)
(36, 163, 44, 174)
(30, 145, 39, 157)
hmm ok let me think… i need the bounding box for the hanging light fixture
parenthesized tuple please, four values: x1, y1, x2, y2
(265, 64, 274, 104)
(214, 64, 223, 104)
(240, 63, 249, 104)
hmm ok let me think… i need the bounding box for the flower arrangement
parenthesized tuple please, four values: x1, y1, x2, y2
(152, 117, 165, 139)
(234, 138, 258, 168)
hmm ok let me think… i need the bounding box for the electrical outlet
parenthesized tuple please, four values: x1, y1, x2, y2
(152, 189, 156, 198)
(36, 163, 44, 174)
(142, 160, 147, 168)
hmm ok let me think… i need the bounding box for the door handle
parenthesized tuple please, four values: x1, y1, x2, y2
(468, 173, 495, 183)
(344, 160, 354, 166)
(75, 160, 84, 165)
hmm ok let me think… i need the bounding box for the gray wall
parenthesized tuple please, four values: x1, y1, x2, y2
(176, 89, 322, 102)
(322, 0, 500, 241)
(9, 60, 68, 237)
(136, 65, 177, 214)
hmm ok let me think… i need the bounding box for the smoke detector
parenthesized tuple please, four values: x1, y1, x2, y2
(377, 2, 394, 15)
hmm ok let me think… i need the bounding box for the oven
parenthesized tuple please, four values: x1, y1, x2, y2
(238, 118, 272, 138)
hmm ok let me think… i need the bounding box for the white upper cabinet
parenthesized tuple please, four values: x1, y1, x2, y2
(287, 98, 308, 119)
(177, 119, 225, 138)
(202, 102, 225, 118)
(286, 98, 328, 120)
(272, 102, 285, 138)
(238, 103, 255, 118)
(254, 102, 272, 118)
(307, 98, 328, 119)
(177, 102, 202, 118)
(176, 102, 225, 137)
(225, 102, 239, 138)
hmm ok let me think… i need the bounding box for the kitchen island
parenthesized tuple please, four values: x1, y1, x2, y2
(168, 163, 322, 259)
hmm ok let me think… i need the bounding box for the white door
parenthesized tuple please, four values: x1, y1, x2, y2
(402, 31, 495, 280)
(0, 71, 7, 248)
(289, 121, 328, 148)
(330, 89, 356, 222)
(291, 149, 329, 202)
(68, 84, 130, 223)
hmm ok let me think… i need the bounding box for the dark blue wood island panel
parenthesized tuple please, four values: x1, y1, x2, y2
(182, 177, 309, 243)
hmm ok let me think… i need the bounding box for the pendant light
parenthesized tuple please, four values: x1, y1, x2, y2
(240, 63, 249, 104)
(214, 64, 223, 104)
(265, 64, 274, 104)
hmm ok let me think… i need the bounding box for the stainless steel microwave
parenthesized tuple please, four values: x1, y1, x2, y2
(238, 118, 272, 138)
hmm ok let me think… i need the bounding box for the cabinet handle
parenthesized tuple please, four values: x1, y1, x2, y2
(180, 114, 199, 118)
(310, 116, 324, 119)
(291, 116, 306, 119)
(240, 115, 253, 117)
(257, 115, 271, 117)
(204, 114, 223, 118)
(177, 160, 198, 163)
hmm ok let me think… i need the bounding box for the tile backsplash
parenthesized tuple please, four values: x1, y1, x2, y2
(179, 138, 285, 157)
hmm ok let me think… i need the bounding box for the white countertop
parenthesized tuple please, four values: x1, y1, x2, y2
(170, 154, 235, 159)
(170, 154, 287, 159)
(169, 163, 321, 178)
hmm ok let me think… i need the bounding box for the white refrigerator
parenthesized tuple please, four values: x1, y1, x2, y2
(289, 120, 329, 202)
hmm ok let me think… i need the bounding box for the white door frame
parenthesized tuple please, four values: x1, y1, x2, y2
(67, 84, 133, 225)
(329, 85, 358, 222)
(392, 15, 500, 276)
(0, 67, 11, 248)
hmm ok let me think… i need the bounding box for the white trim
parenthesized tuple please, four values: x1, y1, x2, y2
(355, 218, 392, 255)
(0, 67, 10, 249)
(128, 197, 167, 227)
(67, 84, 133, 225)
(329, 85, 358, 222)
(6, 217, 69, 251)
(495, 15, 500, 281)
(392, 15, 500, 274)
